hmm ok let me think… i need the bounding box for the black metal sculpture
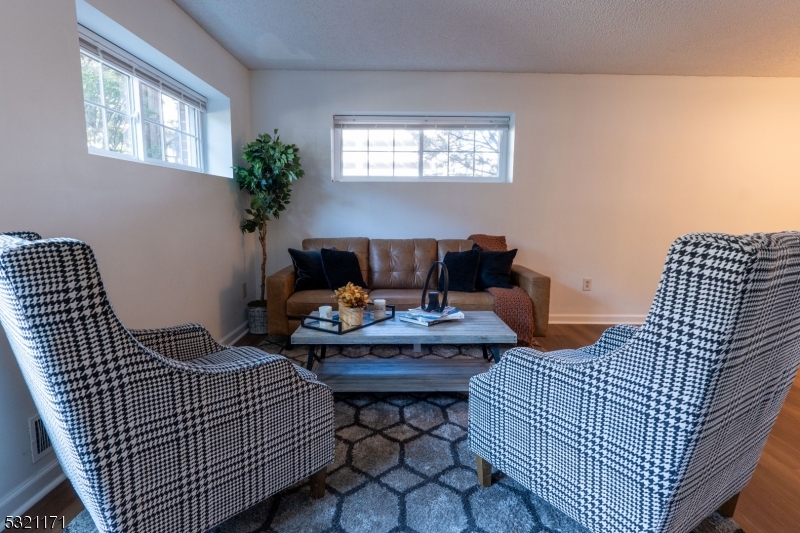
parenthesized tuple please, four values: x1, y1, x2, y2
(420, 261, 449, 313)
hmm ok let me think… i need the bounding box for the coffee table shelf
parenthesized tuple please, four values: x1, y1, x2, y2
(290, 311, 517, 392)
(314, 359, 494, 392)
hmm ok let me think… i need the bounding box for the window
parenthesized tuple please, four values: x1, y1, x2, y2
(79, 26, 206, 171)
(332, 115, 513, 182)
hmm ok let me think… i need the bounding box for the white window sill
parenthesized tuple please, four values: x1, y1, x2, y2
(333, 175, 508, 183)
(87, 147, 204, 174)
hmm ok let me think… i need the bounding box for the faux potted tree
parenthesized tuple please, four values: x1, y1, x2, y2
(234, 129, 304, 333)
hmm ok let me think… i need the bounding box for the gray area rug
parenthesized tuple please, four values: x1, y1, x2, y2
(65, 338, 744, 533)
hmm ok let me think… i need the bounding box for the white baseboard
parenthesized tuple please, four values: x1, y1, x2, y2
(549, 314, 646, 325)
(0, 458, 65, 518)
(219, 321, 249, 345)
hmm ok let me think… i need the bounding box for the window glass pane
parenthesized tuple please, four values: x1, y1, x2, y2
(368, 130, 393, 151)
(342, 130, 368, 151)
(474, 153, 500, 177)
(422, 152, 448, 176)
(164, 127, 180, 163)
(475, 130, 500, 152)
(342, 151, 368, 176)
(101, 66, 130, 114)
(80, 54, 101, 104)
(140, 84, 160, 122)
(84, 103, 104, 149)
(448, 130, 474, 152)
(448, 152, 474, 176)
(161, 93, 181, 129)
(422, 130, 448, 151)
(394, 152, 419, 176)
(394, 130, 419, 152)
(144, 122, 163, 160)
(105, 111, 133, 155)
(368, 151, 393, 175)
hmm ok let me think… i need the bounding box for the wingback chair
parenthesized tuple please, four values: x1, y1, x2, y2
(0, 233, 334, 532)
(469, 232, 800, 533)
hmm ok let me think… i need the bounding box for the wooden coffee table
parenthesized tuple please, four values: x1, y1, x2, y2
(290, 311, 516, 392)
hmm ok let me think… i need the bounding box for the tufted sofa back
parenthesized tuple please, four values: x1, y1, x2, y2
(369, 239, 437, 289)
(301, 238, 477, 289)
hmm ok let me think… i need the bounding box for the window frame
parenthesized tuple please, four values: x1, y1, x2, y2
(138, 82, 203, 170)
(332, 115, 514, 183)
(81, 53, 138, 161)
(79, 26, 206, 173)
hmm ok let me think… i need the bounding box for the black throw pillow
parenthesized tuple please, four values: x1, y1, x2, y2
(320, 248, 367, 290)
(288, 248, 330, 292)
(438, 249, 480, 292)
(476, 249, 518, 289)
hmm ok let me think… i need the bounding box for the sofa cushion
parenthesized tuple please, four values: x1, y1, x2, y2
(439, 249, 480, 292)
(367, 289, 426, 311)
(369, 239, 437, 290)
(321, 248, 367, 289)
(368, 289, 496, 312)
(445, 290, 497, 311)
(288, 248, 329, 291)
(437, 239, 474, 262)
(303, 237, 369, 286)
(286, 289, 338, 317)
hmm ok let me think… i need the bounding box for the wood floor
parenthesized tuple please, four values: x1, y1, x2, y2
(14, 324, 800, 532)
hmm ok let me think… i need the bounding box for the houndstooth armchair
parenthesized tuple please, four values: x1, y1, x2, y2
(0, 233, 334, 532)
(469, 232, 800, 533)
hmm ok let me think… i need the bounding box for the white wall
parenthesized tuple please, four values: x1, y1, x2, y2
(251, 70, 800, 323)
(0, 0, 253, 516)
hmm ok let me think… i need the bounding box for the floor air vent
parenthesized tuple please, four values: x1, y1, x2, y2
(29, 415, 53, 463)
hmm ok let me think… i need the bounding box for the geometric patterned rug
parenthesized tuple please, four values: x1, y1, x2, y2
(64, 338, 744, 533)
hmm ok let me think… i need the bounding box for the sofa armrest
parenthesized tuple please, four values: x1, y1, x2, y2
(510, 264, 551, 337)
(267, 265, 296, 335)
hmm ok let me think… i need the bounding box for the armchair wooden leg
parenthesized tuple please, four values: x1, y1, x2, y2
(717, 492, 740, 518)
(310, 466, 327, 500)
(476, 455, 492, 488)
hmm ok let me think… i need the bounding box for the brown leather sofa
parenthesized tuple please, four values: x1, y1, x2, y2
(267, 237, 551, 336)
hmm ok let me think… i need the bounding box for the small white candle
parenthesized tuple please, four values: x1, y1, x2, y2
(373, 299, 387, 319)
(319, 305, 333, 329)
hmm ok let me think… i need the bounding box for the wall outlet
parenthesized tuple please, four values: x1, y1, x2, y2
(242, 282, 247, 298)
(582, 278, 592, 291)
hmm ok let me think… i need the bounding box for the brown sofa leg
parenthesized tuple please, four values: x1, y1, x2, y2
(310, 467, 327, 499)
(717, 492, 739, 518)
(476, 455, 492, 488)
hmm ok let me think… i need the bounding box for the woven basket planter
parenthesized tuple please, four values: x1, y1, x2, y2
(248, 305, 267, 334)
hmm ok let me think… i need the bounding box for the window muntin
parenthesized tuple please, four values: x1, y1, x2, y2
(333, 115, 512, 182)
(78, 27, 205, 171)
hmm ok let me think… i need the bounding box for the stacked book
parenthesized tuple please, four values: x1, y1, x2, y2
(399, 306, 465, 327)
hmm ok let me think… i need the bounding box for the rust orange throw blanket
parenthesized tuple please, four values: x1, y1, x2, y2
(469, 234, 535, 346)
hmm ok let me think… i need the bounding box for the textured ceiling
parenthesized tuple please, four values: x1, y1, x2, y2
(172, 0, 800, 76)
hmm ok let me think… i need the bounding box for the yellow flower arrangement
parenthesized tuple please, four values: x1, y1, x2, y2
(333, 282, 371, 308)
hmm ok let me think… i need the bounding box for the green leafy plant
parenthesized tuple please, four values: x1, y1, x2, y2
(234, 129, 304, 306)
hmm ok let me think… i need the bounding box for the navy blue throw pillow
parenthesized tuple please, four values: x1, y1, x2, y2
(476, 249, 517, 289)
(320, 248, 367, 290)
(438, 249, 480, 292)
(288, 248, 330, 292)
